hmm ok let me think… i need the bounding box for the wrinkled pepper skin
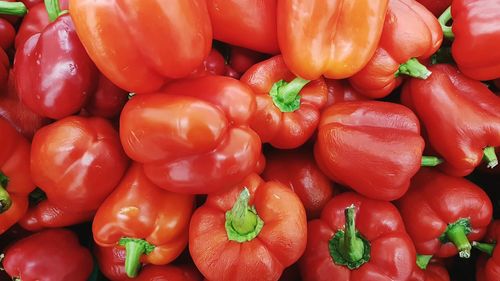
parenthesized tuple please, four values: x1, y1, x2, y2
(69, 0, 212, 93)
(416, 0, 450, 17)
(0, 17, 14, 50)
(474, 221, 500, 281)
(450, 0, 500, 80)
(396, 168, 492, 258)
(261, 147, 335, 219)
(410, 263, 450, 281)
(240, 55, 328, 148)
(0, 117, 34, 234)
(120, 76, 261, 194)
(299, 192, 416, 281)
(401, 64, 500, 177)
(3, 229, 93, 281)
(14, 13, 98, 119)
(324, 79, 368, 107)
(22, 116, 129, 230)
(314, 101, 425, 201)
(206, 0, 278, 54)
(93, 163, 194, 277)
(189, 173, 307, 281)
(349, 0, 442, 98)
(277, 0, 389, 80)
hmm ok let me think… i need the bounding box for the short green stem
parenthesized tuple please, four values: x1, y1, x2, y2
(44, 0, 68, 22)
(396, 58, 432, 79)
(444, 220, 472, 258)
(269, 77, 310, 112)
(416, 254, 433, 270)
(0, 172, 11, 214)
(473, 241, 495, 256)
(118, 238, 155, 278)
(421, 156, 443, 167)
(483, 147, 498, 169)
(225, 188, 264, 243)
(438, 6, 454, 39)
(0, 1, 27, 16)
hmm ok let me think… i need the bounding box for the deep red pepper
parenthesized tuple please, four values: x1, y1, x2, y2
(473, 221, 500, 281)
(396, 168, 492, 259)
(189, 48, 227, 78)
(324, 79, 368, 107)
(19, 0, 43, 8)
(240, 55, 328, 149)
(409, 255, 450, 281)
(0, 0, 26, 24)
(83, 74, 128, 119)
(3, 228, 93, 281)
(0, 17, 14, 50)
(261, 146, 335, 219)
(416, 0, 450, 17)
(401, 64, 500, 177)
(299, 192, 416, 281)
(348, 0, 443, 99)
(0, 47, 8, 91)
(228, 46, 267, 75)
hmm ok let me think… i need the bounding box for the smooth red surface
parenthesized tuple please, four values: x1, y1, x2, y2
(84, 74, 128, 119)
(410, 263, 450, 281)
(416, 0, 450, 16)
(475, 221, 500, 281)
(0, 48, 7, 91)
(324, 79, 368, 107)
(0, 18, 15, 50)
(189, 48, 227, 78)
(229, 47, 267, 74)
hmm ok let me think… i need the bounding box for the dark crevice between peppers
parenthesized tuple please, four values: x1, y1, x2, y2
(269, 77, 310, 113)
(0, 1, 27, 16)
(329, 206, 371, 269)
(416, 254, 433, 270)
(438, 6, 454, 39)
(483, 146, 498, 169)
(473, 241, 495, 256)
(438, 218, 472, 258)
(0, 172, 11, 214)
(396, 58, 432, 79)
(44, 0, 68, 22)
(118, 237, 155, 278)
(421, 156, 443, 167)
(225, 188, 264, 243)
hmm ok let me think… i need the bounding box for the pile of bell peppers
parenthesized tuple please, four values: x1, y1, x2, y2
(0, 0, 498, 280)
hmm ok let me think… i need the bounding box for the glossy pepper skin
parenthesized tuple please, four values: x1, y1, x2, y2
(401, 64, 500, 177)
(120, 76, 261, 194)
(240, 55, 328, 148)
(314, 101, 427, 201)
(0, 117, 35, 234)
(83, 74, 128, 119)
(410, 261, 450, 281)
(474, 221, 500, 281)
(22, 116, 129, 230)
(299, 192, 416, 281)
(3, 229, 93, 281)
(93, 163, 194, 278)
(190, 173, 307, 281)
(324, 79, 368, 107)
(277, 0, 389, 80)
(396, 168, 492, 259)
(69, 0, 212, 93)
(261, 147, 335, 219)
(206, 0, 278, 54)
(189, 48, 227, 78)
(348, 0, 443, 99)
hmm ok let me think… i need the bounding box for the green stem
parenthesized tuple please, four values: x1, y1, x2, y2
(44, 0, 68, 22)
(0, 1, 27, 16)
(446, 222, 471, 258)
(225, 188, 264, 243)
(269, 77, 310, 112)
(483, 146, 498, 169)
(473, 241, 495, 256)
(421, 156, 443, 167)
(396, 58, 432, 79)
(416, 254, 433, 270)
(438, 6, 454, 39)
(118, 238, 155, 278)
(0, 173, 11, 214)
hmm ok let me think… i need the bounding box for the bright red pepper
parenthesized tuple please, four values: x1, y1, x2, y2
(0, 47, 8, 91)
(19, 0, 43, 8)
(21, 115, 128, 230)
(473, 221, 500, 281)
(416, 0, 450, 17)
(438, 0, 500, 80)
(261, 146, 335, 219)
(324, 79, 368, 107)
(277, 0, 389, 80)
(240, 55, 328, 148)
(190, 173, 307, 281)
(189, 48, 227, 78)
(314, 101, 441, 201)
(0, 117, 34, 234)
(83, 74, 128, 119)
(93, 163, 194, 278)
(299, 192, 416, 281)
(409, 255, 450, 281)
(229, 46, 267, 75)
(69, 0, 212, 93)
(401, 64, 500, 177)
(0, 17, 14, 50)
(348, 0, 443, 98)
(3, 228, 93, 281)
(396, 168, 492, 259)
(120, 76, 261, 194)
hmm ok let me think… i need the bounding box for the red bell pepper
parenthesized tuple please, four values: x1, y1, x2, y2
(83, 74, 128, 119)
(2, 228, 93, 281)
(189, 48, 227, 78)
(277, 0, 389, 80)
(14, 0, 98, 119)
(314, 101, 441, 201)
(19, 0, 43, 8)
(93, 163, 194, 278)
(0, 0, 26, 24)
(416, 0, 450, 17)
(0, 47, 8, 91)
(396, 168, 492, 259)
(94, 244, 128, 281)
(120, 76, 261, 194)
(240, 55, 328, 148)
(261, 147, 335, 219)
(348, 0, 443, 99)
(0, 117, 34, 234)
(438, 0, 500, 80)
(21, 115, 128, 230)
(0, 18, 14, 50)
(229, 46, 267, 75)
(189, 173, 307, 281)
(69, 0, 212, 93)
(299, 192, 416, 281)
(206, 0, 278, 54)
(409, 255, 450, 281)
(324, 79, 368, 107)
(473, 221, 500, 281)
(401, 64, 500, 177)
